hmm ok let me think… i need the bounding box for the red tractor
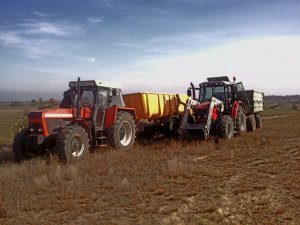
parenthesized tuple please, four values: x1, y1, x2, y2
(13, 78, 137, 162)
(180, 76, 263, 140)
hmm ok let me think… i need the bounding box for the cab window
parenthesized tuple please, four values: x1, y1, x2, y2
(200, 85, 225, 102)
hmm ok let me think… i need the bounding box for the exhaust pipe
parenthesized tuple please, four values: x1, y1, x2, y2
(190, 82, 195, 99)
(76, 77, 81, 119)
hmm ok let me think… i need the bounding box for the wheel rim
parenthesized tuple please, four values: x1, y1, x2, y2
(240, 115, 246, 131)
(228, 122, 233, 138)
(119, 121, 133, 146)
(70, 134, 85, 157)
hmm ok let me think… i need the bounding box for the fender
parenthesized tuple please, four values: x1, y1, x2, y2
(103, 106, 137, 130)
(231, 101, 240, 119)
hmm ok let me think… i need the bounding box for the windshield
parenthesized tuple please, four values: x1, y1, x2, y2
(81, 89, 94, 105)
(199, 85, 225, 102)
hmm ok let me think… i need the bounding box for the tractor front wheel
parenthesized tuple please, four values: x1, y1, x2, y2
(108, 111, 136, 150)
(219, 115, 234, 139)
(56, 126, 89, 162)
(13, 128, 30, 162)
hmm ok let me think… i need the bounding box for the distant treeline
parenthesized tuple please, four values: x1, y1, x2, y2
(265, 95, 300, 101)
(264, 95, 300, 110)
(1, 95, 299, 110)
(0, 98, 60, 109)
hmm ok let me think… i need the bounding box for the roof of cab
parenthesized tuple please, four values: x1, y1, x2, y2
(69, 80, 121, 89)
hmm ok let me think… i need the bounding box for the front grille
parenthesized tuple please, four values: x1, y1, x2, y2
(46, 119, 65, 133)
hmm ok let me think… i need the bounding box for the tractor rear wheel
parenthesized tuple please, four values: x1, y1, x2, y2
(219, 115, 234, 139)
(246, 116, 256, 132)
(236, 106, 246, 134)
(13, 128, 30, 162)
(56, 126, 89, 162)
(108, 111, 136, 150)
(255, 114, 263, 128)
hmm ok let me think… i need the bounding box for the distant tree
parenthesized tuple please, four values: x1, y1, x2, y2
(291, 104, 298, 110)
(30, 99, 36, 106)
(39, 97, 43, 105)
(10, 101, 23, 107)
(10, 117, 28, 136)
(47, 98, 59, 106)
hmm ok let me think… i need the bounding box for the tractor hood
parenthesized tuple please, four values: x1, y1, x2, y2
(28, 108, 75, 119)
(195, 102, 210, 111)
(28, 108, 75, 137)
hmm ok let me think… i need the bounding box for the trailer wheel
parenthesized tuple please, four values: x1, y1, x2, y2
(13, 128, 30, 162)
(236, 106, 247, 134)
(246, 116, 256, 132)
(108, 111, 136, 150)
(219, 115, 234, 139)
(255, 114, 263, 129)
(56, 125, 89, 162)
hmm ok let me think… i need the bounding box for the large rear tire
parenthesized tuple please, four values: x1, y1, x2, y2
(108, 111, 136, 150)
(13, 128, 30, 162)
(246, 116, 256, 132)
(236, 106, 247, 134)
(219, 115, 234, 139)
(56, 126, 89, 162)
(255, 114, 262, 129)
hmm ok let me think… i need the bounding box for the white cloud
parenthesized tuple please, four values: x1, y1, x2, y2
(89, 57, 97, 62)
(114, 36, 300, 95)
(87, 17, 103, 23)
(23, 22, 66, 36)
(0, 31, 22, 45)
(0, 31, 62, 58)
(0, 19, 83, 58)
(32, 11, 51, 18)
(21, 21, 82, 36)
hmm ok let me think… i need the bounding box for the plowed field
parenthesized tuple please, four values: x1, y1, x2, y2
(0, 110, 300, 225)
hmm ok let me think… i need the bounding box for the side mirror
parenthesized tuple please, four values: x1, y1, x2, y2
(187, 89, 192, 97)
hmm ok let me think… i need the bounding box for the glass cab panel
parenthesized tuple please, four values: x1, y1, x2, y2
(199, 85, 225, 103)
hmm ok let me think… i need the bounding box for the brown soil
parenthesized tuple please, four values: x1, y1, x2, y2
(0, 111, 300, 225)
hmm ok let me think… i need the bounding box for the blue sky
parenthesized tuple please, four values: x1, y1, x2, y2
(0, 0, 300, 100)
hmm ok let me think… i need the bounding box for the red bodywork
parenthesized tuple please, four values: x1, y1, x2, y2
(28, 108, 74, 137)
(231, 101, 240, 119)
(103, 106, 137, 130)
(28, 106, 137, 138)
(195, 102, 210, 111)
(194, 101, 218, 123)
(212, 107, 218, 121)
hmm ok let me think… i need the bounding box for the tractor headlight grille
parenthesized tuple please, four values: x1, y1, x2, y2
(29, 123, 44, 134)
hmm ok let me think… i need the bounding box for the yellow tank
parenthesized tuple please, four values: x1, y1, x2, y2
(123, 92, 188, 120)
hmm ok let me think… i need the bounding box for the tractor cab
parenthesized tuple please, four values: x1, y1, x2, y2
(67, 80, 129, 134)
(194, 76, 250, 114)
(67, 80, 125, 109)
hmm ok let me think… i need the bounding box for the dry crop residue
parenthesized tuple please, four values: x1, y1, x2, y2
(0, 111, 300, 224)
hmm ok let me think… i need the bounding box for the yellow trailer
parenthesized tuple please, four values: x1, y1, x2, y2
(123, 93, 188, 121)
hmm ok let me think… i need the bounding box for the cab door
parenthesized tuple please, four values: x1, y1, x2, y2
(94, 89, 109, 130)
(231, 82, 250, 113)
